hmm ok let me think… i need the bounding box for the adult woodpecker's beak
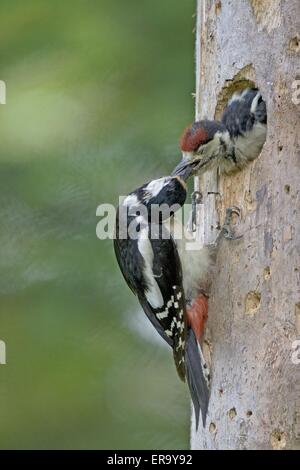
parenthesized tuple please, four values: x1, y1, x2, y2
(171, 154, 213, 181)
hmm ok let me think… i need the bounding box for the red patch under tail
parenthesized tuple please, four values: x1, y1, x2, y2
(186, 293, 209, 342)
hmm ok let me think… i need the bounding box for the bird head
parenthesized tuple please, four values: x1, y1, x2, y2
(140, 176, 187, 213)
(123, 176, 187, 225)
(172, 120, 230, 178)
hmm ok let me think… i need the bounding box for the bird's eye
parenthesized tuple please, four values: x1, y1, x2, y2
(196, 146, 205, 156)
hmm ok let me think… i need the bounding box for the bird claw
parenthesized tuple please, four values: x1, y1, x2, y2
(220, 206, 243, 241)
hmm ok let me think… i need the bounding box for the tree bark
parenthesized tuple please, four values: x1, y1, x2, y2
(192, 0, 300, 450)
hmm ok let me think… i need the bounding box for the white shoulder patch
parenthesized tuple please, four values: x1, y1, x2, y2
(138, 228, 164, 309)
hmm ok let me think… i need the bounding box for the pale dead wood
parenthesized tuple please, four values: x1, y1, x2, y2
(192, 0, 300, 450)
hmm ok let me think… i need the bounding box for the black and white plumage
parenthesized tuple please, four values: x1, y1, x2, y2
(172, 88, 267, 177)
(114, 175, 209, 427)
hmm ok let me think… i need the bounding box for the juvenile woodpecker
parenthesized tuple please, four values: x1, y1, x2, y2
(114, 169, 239, 428)
(173, 88, 267, 177)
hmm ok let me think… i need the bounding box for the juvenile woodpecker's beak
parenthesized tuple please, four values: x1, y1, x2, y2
(171, 154, 213, 181)
(171, 157, 195, 180)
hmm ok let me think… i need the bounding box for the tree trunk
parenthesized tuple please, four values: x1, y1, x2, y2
(192, 0, 300, 450)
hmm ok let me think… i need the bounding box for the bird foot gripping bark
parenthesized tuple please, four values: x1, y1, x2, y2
(217, 205, 243, 243)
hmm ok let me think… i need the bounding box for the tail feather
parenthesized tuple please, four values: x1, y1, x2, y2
(185, 329, 210, 429)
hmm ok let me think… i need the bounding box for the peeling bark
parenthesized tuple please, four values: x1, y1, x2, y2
(192, 0, 300, 450)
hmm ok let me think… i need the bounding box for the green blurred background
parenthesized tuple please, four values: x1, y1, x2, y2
(0, 0, 195, 449)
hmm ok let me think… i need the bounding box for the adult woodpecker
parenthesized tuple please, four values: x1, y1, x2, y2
(114, 169, 239, 428)
(172, 88, 267, 177)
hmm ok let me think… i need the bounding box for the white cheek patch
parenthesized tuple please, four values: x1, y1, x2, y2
(145, 177, 170, 198)
(250, 91, 261, 114)
(195, 133, 225, 159)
